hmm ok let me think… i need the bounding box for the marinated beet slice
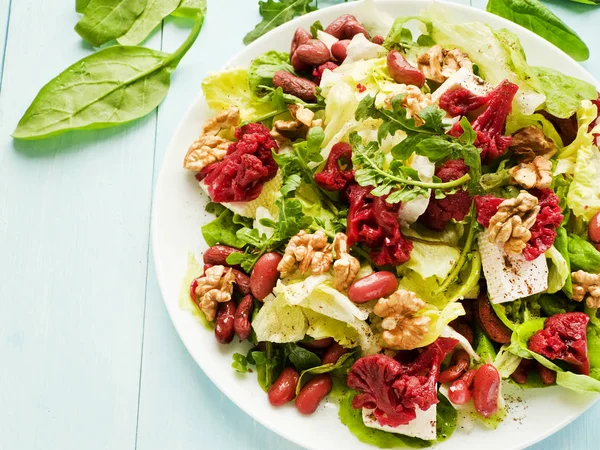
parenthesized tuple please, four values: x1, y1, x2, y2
(348, 337, 458, 427)
(474, 195, 504, 228)
(439, 88, 488, 117)
(421, 159, 472, 231)
(522, 189, 563, 261)
(528, 312, 590, 375)
(314, 142, 354, 191)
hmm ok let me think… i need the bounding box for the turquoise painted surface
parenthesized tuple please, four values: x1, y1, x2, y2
(0, 1, 598, 449)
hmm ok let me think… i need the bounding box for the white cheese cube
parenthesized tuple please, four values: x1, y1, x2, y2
(362, 405, 437, 441)
(478, 230, 548, 304)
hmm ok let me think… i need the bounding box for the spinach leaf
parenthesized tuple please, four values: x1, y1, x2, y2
(171, 0, 207, 18)
(296, 351, 355, 395)
(201, 208, 248, 249)
(568, 233, 600, 273)
(285, 344, 321, 372)
(13, 16, 204, 140)
(244, 0, 316, 45)
(486, 0, 589, 62)
(118, 0, 182, 46)
(76, 0, 91, 13)
(75, 0, 148, 47)
(248, 51, 294, 95)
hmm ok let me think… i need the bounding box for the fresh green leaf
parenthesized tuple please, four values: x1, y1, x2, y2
(118, 0, 182, 46)
(296, 352, 356, 395)
(486, 0, 589, 62)
(201, 208, 248, 249)
(546, 245, 569, 294)
(232, 353, 249, 373)
(568, 233, 600, 273)
(310, 20, 323, 39)
(538, 293, 576, 317)
(248, 51, 294, 95)
(76, 0, 91, 13)
(252, 343, 284, 391)
(14, 17, 204, 140)
(285, 343, 321, 371)
(171, 0, 207, 18)
(243, 0, 316, 45)
(383, 16, 433, 51)
(475, 323, 498, 363)
(75, 0, 148, 46)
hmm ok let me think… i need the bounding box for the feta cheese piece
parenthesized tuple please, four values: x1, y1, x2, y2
(478, 230, 548, 304)
(362, 406, 437, 441)
(431, 68, 493, 104)
(344, 33, 387, 64)
(316, 30, 338, 53)
(398, 155, 434, 224)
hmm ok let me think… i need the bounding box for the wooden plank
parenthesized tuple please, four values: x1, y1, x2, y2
(0, 1, 159, 449)
(0, 0, 11, 85)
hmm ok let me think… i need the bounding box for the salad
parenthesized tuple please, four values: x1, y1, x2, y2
(180, 2, 600, 446)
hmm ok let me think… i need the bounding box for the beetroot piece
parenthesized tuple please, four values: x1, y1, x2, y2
(439, 88, 489, 117)
(449, 80, 519, 162)
(522, 189, 563, 261)
(474, 195, 505, 228)
(590, 96, 600, 147)
(314, 142, 354, 191)
(312, 61, 339, 85)
(528, 313, 590, 375)
(421, 159, 472, 231)
(199, 123, 279, 203)
(346, 185, 413, 266)
(348, 337, 458, 427)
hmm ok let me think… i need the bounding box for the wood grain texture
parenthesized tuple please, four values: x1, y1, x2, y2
(0, 0, 599, 449)
(0, 1, 158, 449)
(0, 0, 10, 86)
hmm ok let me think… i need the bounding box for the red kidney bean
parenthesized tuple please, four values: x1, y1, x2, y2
(325, 14, 369, 40)
(273, 70, 318, 102)
(510, 359, 534, 384)
(322, 342, 348, 365)
(589, 211, 600, 243)
(387, 50, 425, 88)
(295, 374, 333, 415)
(472, 364, 500, 418)
(449, 318, 474, 345)
(331, 39, 351, 63)
(231, 268, 251, 295)
(347, 271, 398, 304)
(214, 301, 236, 344)
(203, 245, 243, 267)
(439, 350, 470, 384)
(189, 278, 199, 306)
(250, 252, 283, 301)
(372, 35, 385, 45)
(293, 40, 331, 71)
(233, 294, 254, 341)
(291, 27, 312, 56)
(268, 368, 300, 406)
(302, 337, 333, 350)
(448, 369, 476, 405)
(536, 363, 557, 385)
(476, 294, 512, 344)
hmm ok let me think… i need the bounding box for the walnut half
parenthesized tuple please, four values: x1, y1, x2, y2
(572, 270, 600, 308)
(183, 107, 240, 171)
(373, 289, 431, 350)
(277, 230, 333, 277)
(417, 45, 473, 83)
(510, 156, 553, 189)
(488, 191, 540, 255)
(194, 265, 236, 321)
(332, 233, 360, 291)
(510, 126, 557, 163)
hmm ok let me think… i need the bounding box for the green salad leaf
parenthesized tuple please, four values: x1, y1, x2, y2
(248, 51, 295, 95)
(285, 343, 322, 371)
(117, 0, 181, 46)
(296, 351, 356, 395)
(567, 234, 600, 273)
(14, 15, 205, 140)
(171, 0, 207, 18)
(486, 0, 589, 62)
(76, 0, 91, 13)
(75, 0, 148, 47)
(243, 0, 316, 45)
(201, 204, 250, 249)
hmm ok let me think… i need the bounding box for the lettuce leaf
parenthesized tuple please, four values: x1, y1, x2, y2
(586, 307, 600, 380)
(506, 112, 563, 148)
(545, 245, 569, 294)
(558, 100, 598, 161)
(202, 68, 278, 121)
(567, 138, 600, 220)
(567, 233, 600, 273)
(404, 241, 461, 281)
(247, 50, 294, 94)
(418, 302, 465, 348)
(179, 253, 213, 329)
(252, 293, 309, 343)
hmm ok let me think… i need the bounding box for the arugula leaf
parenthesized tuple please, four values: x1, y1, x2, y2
(486, 0, 589, 62)
(251, 342, 284, 391)
(244, 0, 316, 45)
(75, 0, 148, 47)
(201, 207, 249, 249)
(248, 51, 294, 95)
(14, 15, 205, 140)
(285, 344, 322, 371)
(310, 20, 323, 38)
(232, 353, 249, 373)
(296, 351, 355, 395)
(118, 0, 182, 46)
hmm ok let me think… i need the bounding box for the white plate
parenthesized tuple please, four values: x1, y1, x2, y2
(152, 1, 598, 448)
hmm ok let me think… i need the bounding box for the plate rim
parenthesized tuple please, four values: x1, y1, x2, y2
(151, 1, 600, 449)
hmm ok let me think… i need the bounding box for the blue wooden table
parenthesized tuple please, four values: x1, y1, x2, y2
(1, 1, 599, 449)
